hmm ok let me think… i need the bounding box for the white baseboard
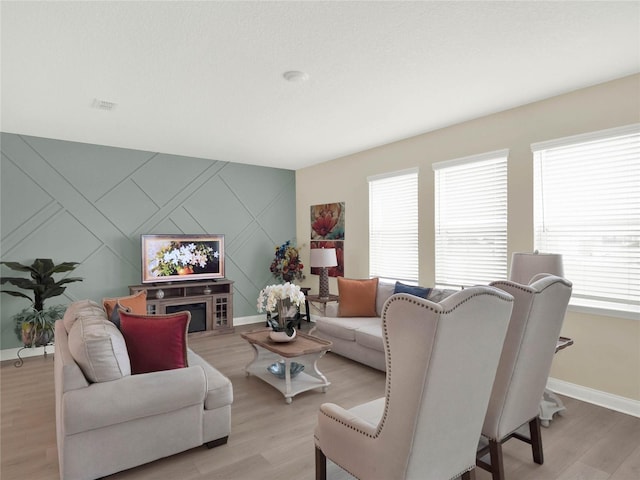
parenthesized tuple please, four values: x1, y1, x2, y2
(1, 344, 55, 362)
(233, 314, 265, 326)
(547, 377, 640, 418)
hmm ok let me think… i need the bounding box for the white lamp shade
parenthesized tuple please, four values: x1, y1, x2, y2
(310, 248, 338, 268)
(509, 252, 564, 285)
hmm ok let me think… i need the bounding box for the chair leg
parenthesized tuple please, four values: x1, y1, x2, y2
(529, 417, 544, 465)
(315, 446, 327, 480)
(461, 468, 476, 479)
(488, 439, 506, 480)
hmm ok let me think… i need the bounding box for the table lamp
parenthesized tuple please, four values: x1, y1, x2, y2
(509, 251, 564, 284)
(310, 248, 337, 299)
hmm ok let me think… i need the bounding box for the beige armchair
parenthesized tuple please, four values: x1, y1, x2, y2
(478, 275, 572, 480)
(314, 286, 514, 480)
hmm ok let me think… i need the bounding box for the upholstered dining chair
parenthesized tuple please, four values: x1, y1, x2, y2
(314, 286, 515, 480)
(477, 274, 572, 480)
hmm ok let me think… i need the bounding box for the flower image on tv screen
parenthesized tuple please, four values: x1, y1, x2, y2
(141, 234, 225, 284)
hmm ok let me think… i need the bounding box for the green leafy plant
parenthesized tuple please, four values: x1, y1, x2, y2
(1, 259, 82, 346)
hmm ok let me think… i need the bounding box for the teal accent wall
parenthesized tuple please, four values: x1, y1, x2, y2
(0, 133, 297, 349)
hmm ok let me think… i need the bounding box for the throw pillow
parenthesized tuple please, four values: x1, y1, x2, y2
(338, 277, 379, 317)
(108, 301, 131, 329)
(68, 315, 131, 383)
(63, 299, 107, 333)
(102, 290, 148, 320)
(119, 311, 191, 374)
(394, 281, 431, 299)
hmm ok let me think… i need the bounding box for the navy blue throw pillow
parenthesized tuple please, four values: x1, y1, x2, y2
(394, 282, 431, 299)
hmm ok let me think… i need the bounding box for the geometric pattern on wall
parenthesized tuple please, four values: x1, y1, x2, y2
(0, 133, 297, 348)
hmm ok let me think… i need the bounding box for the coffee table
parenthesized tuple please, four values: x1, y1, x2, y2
(241, 329, 332, 403)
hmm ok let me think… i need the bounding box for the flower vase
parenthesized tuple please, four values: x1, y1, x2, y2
(269, 328, 297, 342)
(269, 298, 297, 342)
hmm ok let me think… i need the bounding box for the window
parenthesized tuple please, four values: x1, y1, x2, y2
(532, 124, 640, 316)
(433, 150, 508, 288)
(368, 168, 418, 283)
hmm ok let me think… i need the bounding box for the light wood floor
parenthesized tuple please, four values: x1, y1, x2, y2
(2, 322, 639, 480)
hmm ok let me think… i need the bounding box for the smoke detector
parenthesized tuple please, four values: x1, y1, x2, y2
(283, 71, 309, 82)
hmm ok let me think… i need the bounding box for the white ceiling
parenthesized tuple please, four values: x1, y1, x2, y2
(1, 1, 639, 170)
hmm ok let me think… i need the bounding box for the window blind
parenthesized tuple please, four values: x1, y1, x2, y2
(368, 168, 419, 282)
(433, 150, 508, 288)
(532, 124, 640, 311)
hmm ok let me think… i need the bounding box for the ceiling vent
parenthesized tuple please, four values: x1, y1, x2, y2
(92, 98, 117, 111)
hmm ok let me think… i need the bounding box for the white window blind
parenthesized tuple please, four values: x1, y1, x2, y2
(532, 124, 640, 312)
(433, 150, 508, 288)
(368, 168, 418, 282)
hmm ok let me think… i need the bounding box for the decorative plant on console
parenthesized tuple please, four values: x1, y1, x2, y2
(257, 282, 305, 342)
(270, 241, 305, 283)
(1, 258, 82, 348)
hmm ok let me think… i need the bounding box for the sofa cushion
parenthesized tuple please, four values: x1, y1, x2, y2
(315, 316, 381, 342)
(427, 288, 458, 303)
(68, 315, 131, 383)
(338, 277, 378, 317)
(394, 281, 431, 299)
(188, 350, 233, 410)
(63, 299, 106, 333)
(103, 290, 148, 320)
(120, 311, 190, 374)
(376, 280, 397, 315)
(354, 324, 385, 352)
(63, 365, 207, 436)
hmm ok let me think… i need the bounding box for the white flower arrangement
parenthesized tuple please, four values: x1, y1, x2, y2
(257, 282, 305, 314)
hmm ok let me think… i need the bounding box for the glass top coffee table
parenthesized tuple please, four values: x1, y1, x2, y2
(241, 329, 332, 404)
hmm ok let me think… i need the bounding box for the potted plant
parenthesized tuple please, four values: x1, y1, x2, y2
(257, 282, 305, 341)
(1, 258, 82, 347)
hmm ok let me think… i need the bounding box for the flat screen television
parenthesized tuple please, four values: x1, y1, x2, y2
(141, 234, 225, 284)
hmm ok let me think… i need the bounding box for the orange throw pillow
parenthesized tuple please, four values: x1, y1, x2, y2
(338, 277, 379, 317)
(103, 290, 148, 320)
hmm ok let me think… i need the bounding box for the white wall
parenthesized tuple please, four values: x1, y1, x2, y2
(295, 74, 640, 403)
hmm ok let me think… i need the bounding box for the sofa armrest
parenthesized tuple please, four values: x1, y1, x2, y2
(63, 365, 206, 435)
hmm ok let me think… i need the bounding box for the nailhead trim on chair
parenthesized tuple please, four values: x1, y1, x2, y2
(450, 466, 475, 480)
(319, 290, 514, 440)
(380, 291, 514, 435)
(317, 290, 513, 479)
(490, 281, 535, 293)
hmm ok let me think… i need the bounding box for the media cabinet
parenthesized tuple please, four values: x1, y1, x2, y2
(129, 280, 234, 335)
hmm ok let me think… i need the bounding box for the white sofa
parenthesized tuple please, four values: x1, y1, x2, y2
(311, 280, 456, 371)
(54, 300, 233, 480)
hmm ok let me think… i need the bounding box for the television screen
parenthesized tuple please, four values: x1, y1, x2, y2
(141, 234, 225, 284)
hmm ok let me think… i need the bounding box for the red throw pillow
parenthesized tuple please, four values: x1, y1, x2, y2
(119, 311, 190, 374)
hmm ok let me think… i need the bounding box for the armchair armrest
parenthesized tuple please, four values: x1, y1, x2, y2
(63, 365, 206, 435)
